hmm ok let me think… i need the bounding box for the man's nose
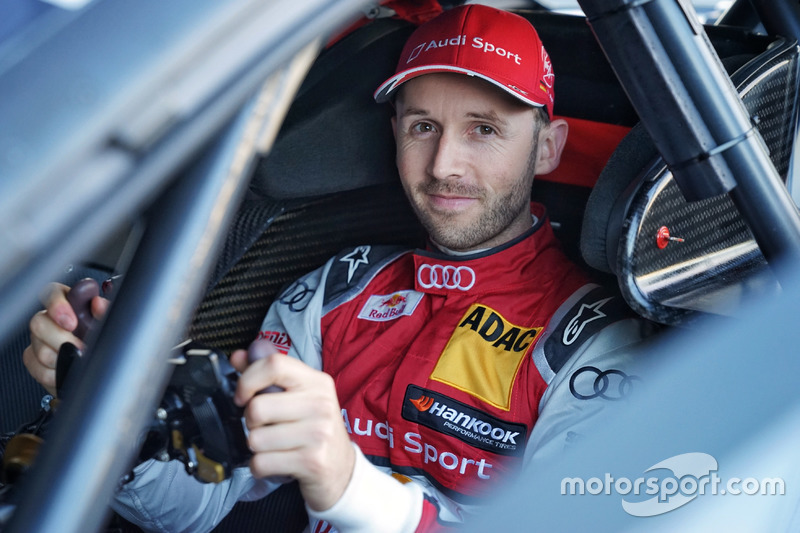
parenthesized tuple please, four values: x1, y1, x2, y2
(428, 132, 465, 180)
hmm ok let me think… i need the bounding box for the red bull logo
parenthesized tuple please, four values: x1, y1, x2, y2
(381, 293, 408, 308)
(357, 290, 423, 322)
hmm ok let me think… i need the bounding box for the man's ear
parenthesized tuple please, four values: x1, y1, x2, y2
(534, 118, 569, 176)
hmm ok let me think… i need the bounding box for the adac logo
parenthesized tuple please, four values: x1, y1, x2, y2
(431, 304, 543, 410)
(458, 304, 540, 353)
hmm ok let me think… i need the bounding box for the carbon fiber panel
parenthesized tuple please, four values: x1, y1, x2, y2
(620, 41, 799, 323)
(189, 183, 424, 354)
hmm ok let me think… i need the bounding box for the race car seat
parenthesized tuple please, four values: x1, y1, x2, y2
(580, 36, 800, 325)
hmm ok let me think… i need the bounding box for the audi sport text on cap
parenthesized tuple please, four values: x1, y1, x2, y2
(374, 4, 555, 117)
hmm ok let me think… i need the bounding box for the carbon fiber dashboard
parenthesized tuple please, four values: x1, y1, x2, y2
(618, 39, 799, 324)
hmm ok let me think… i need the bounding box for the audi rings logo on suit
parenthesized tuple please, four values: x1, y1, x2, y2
(569, 366, 641, 401)
(417, 264, 476, 291)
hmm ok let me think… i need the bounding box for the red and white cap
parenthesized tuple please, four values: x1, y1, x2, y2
(374, 4, 555, 116)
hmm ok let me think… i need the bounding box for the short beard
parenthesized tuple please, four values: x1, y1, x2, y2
(407, 134, 541, 252)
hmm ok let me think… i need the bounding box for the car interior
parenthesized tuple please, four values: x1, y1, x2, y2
(1, 0, 798, 531)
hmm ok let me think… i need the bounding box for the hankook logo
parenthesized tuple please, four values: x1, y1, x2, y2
(402, 385, 527, 457)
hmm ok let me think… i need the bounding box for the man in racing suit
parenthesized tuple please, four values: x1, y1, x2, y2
(24, 5, 656, 532)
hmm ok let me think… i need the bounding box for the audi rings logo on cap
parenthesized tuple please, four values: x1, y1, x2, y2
(417, 264, 476, 291)
(569, 366, 641, 401)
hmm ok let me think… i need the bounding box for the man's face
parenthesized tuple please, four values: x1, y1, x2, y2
(393, 73, 542, 252)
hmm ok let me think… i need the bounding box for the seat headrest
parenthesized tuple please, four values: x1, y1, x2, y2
(580, 124, 659, 273)
(252, 19, 413, 199)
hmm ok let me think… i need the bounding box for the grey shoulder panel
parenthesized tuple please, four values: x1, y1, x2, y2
(532, 284, 638, 383)
(322, 244, 409, 309)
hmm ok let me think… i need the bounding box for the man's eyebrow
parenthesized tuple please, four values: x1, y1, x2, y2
(398, 106, 429, 119)
(398, 108, 509, 126)
(467, 111, 509, 126)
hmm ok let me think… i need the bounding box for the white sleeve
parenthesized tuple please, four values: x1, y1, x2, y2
(112, 459, 279, 533)
(525, 284, 661, 464)
(526, 318, 658, 462)
(306, 443, 424, 533)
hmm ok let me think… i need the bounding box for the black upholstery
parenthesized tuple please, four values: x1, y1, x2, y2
(190, 184, 424, 355)
(580, 124, 660, 274)
(254, 18, 414, 199)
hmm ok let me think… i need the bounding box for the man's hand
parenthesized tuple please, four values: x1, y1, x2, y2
(230, 348, 355, 512)
(22, 282, 109, 396)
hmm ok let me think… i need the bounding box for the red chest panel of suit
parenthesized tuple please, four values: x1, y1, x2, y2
(321, 214, 587, 498)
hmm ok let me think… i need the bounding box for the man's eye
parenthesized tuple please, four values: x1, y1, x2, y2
(476, 125, 496, 135)
(412, 122, 435, 133)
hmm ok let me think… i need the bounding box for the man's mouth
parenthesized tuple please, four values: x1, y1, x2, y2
(428, 194, 478, 211)
(421, 182, 483, 212)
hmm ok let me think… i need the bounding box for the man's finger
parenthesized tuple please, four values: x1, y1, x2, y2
(234, 353, 307, 406)
(235, 352, 324, 405)
(249, 449, 302, 480)
(229, 349, 249, 373)
(22, 345, 57, 395)
(40, 282, 79, 331)
(242, 388, 311, 429)
(29, 310, 83, 354)
(91, 295, 110, 319)
(246, 418, 307, 453)
(28, 338, 59, 370)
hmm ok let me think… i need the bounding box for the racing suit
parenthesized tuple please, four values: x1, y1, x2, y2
(113, 203, 656, 532)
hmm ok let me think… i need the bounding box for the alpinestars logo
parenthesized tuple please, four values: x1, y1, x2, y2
(563, 297, 613, 346)
(339, 246, 370, 284)
(402, 385, 527, 457)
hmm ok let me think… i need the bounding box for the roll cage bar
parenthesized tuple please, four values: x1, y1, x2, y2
(576, 0, 800, 273)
